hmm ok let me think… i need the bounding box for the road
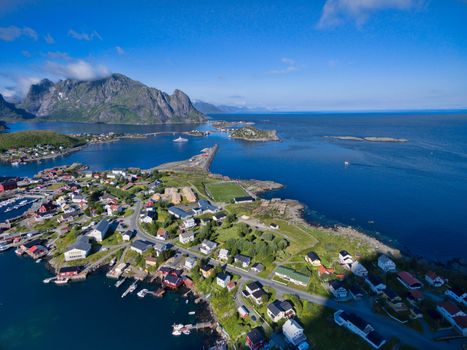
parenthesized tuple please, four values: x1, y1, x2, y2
(132, 200, 461, 350)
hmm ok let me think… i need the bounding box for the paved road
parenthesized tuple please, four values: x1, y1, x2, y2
(132, 201, 461, 350)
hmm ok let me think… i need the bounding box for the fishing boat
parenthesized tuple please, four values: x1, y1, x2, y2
(182, 328, 191, 335)
(54, 278, 69, 285)
(35, 259, 42, 263)
(115, 278, 126, 288)
(137, 289, 148, 298)
(43, 277, 56, 284)
(121, 281, 137, 298)
(173, 136, 188, 143)
(188, 311, 196, 315)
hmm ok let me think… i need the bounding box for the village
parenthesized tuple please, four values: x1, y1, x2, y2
(0, 147, 466, 350)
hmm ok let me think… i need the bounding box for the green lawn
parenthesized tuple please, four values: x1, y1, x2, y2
(205, 182, 249, 202)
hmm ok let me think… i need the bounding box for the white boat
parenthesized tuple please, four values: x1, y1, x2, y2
(173, 136, 188, 143)
(43, 277, 56, 284)
(15, 248, 23, 256)
(172, 330, 182, 336)
(121, 281, 137, 298)
(35, 259, 42, 263)
(137, 289, 148, 298)
(115, 278, 126, 288)
(109, 257, 116, 267)
(173, 324, 184, 331)
(188, 311, 195, 315)
(11, 161, 19, 166)
(0, 245, 9, 252)
(54, 278, 69, 285)
(182, 328, 191, 335)
(344, 161, 350, 166)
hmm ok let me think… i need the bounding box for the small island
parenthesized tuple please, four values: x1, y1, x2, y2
(326, 136, 408, 143)
(230, 126, 279, 142)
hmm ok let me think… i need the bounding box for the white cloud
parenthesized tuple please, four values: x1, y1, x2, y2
(44, 33, 55, 44)
(317, 0, 421, 28)
(269, 57, 300, 75)
(0, 25, 37, 41)
(115, 46, 125, 55)
(45, 59, 110, 80)
(47, 51, 71, 60)
(68, 29, 102, 41)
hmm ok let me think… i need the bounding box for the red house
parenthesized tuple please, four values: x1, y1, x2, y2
(27, 245, 48, 259)
(163, 274, 183, 289)
(0, 179, 17, 192)
(246, 327, 265, 350)
(38, 201, 55, 214)
(58, 266, 82, 278)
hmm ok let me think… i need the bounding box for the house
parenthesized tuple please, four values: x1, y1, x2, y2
(168, 206, 193, 219)
(218, 248, 229, 261)
(145, 256, 157, 267)
(445, 287, 467, 306)
(58, 265, 82, 278)
(183, 217, 196, 229)
(246, 327, 265, 350)
(234, 254, 251, 268)
(274, 266, 310, 287)
(156, 228, 168, 240)
(200, 264, 214, 278)
(121, 230, 135, 241)
(397, 271, 423, 290)
(317, 265, 335, 277)
(246, 281, 263, 295)
(409, 306, 423, 319)
(130, 240, 152, 255)
(238, 305, 249, 318)
(38, 201, 55, 214)
(64, 235, 92, 261)
(153, 242, 169, 257)
(305, 251, 321, 266)
(58, 211, 80, 223)
(334, 310, 386, 349)
(425, 271, 445, 288)
(233, 196, 255, 204)
(377, 254, 396, 273)
(381, 287, 404, 309)
(0, 179, 17, 192)
(365, 274, 386, 294)
(227, 281, 236, 292)
(407, 290, 424, 304)
(163, 274, 183, 289)
(251, 288, 268, 305)
(282, 319, 308, 348)
(349, 284, 365, 299)
(212, 212, 227, 222)
(339, 250, 353, 265)
(179, 231, 195, 244)
(350, 261, 368, 277)
(329, 280, 348, 299)
(269, 223, 279, 230)
(216, 272, 231, 288)
(437, 300, 467, 336)
(251, 263, 264, 273)
(198, 199, 219, 214)
(88, 219, 111, 242)
(267, 300, 295, 322)
(185, 256, 197, 270)
(200, 239, 217, 255)
(27, 244, 48, 259)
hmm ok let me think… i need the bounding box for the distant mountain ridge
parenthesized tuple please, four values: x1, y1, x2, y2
(193, 100, 270, 114)
(3, 74, 205, 125)
(0, 93, 35, 121)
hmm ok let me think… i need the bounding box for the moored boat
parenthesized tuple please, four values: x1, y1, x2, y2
(173, 136, 188, 143)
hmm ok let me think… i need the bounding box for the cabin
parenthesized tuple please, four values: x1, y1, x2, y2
(425, 271, 444, 287)
(282, 319, 308, 348)
(365, 274, 386, 294)
(397, 271, 423, 290)
(305, 251, 321, 266)
(58, 265, 82, 278)
(246, 327, 266, 350)
(339, 250, 353, 265)
(163, 274, 183, 289)
(329, 280, 348, 300)
(334, 310, 386, 349)
(377, 254, 396, 273)
(64, 236, 92, 261)
(234, 254, 251, 268)
(88, 219, 111, 242)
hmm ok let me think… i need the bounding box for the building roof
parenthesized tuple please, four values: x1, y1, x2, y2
(339, 250, 351, 257)
(58, 265, 82, 274)
(397, 271, 422, 287)
(201, 239, 217, 249)
(67, 235, 91, 252)
(275, 266, 311, 285)
(168, 206, 192, 219)
(367, 331, 385, 347)
(306, 251, 320, 261)
(131, 240, 152, 251)
(95, 219, 110, 233)
(235, 254, 251, 264)
(367, 274, 384, 287)
(339, 311, 370, 332)
(234, 196, 255, 202)
(217, 272, 230, 281)
(440, 300, 461, 315)
(453, 315, 467, 329)
(267, 300, 284, 317)
(329, 280, 345, 290)
(246, 281, 263, 291)
(246, 327, 264, 344)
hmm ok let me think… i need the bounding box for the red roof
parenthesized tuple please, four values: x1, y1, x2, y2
(453, 315, 467, 329)
(28, 245, 39, 253)
(426, 271, 438, 280)
(440, 300, 461, 316)
(397, 271, 421, 287)
(408, 290, 423, 300)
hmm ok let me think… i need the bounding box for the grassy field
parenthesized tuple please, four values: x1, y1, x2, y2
(0, 130, 85, 152)
(205, 182, 249, 202)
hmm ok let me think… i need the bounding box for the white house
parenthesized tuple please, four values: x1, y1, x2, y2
(282, 319, 308, 347)
(185, 257, 197, 270)
(234, 254, 251, 268)
(200, 239, 217, 255)
(179, 231, 195, 244)
(130, 240, 152, 255)
(350, 261, 368, 277)
(64, 236, 91, 262)
(267, 300, 295, 322)
(365, 275, 386, 294)
(88, 219, 111, 242)
(216, 272, 231, 288)
(121, 230, 134, 241)
(425, 271, 445, 287)
(377, 254, 396, 273)
(334, 310, 386, 349)
(445, 287, 467, 306)
(329, 280, 348, 299)
(218, 248, 230, 261)
(183, 218, 196, 229)
(339, 250, 353, 265)
(437, 301, 467, 336)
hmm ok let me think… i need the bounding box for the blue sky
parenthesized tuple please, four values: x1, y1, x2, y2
(0, 0, 466, 111)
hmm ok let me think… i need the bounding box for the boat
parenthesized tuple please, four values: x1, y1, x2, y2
(185, 299, 189, 304)
(11, 161, 19, 166)
(173, 136, 188, 143)
(344, 161, 350, 166)
(15, 248, 23, 256)
(172, 330, 182, 336)
(0, 245, 9, 253)
(121, 281, 138, 298)
(43, 277, 56, 284)
(182, 328, 191, 335)
(188, 311, 195, 315)
(4, 207, 14, 213)
(35, 259, 42, 263)
(137, 288, 148, 298)
(115, 278, 126, 288)
(109, 257, 116, 267)
(54, 278, 69, 285)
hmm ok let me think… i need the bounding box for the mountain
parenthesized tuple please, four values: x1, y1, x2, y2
(19, 74, 205, 124)
(193, 100, 270, 114)
(0, 93, 35, 121)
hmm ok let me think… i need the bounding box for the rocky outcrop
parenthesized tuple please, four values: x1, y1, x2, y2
(0, 93, 35, 121)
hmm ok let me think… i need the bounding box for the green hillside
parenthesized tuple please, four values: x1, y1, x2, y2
(0, 130, 86, 152)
